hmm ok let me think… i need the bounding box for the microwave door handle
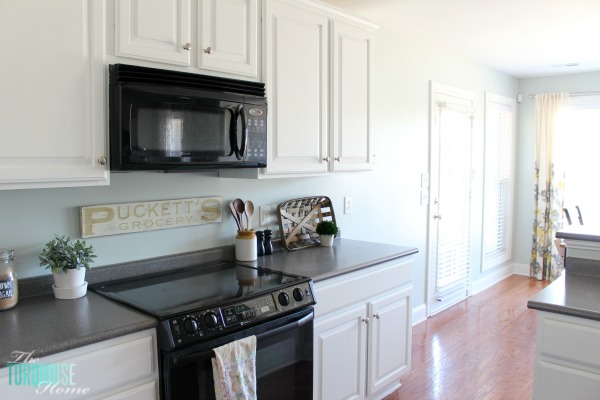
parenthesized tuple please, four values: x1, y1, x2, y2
(233, 105, 244, 160)
(239, 105, 248, 159)
(227, 108, 237, 157)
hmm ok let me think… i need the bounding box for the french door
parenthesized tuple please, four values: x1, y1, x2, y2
(428, 82, 475, 316)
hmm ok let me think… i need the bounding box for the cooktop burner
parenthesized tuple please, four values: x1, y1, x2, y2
(92, 261, 315, 350)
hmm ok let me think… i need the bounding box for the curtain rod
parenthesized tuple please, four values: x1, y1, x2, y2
(528, 91, 600, 99)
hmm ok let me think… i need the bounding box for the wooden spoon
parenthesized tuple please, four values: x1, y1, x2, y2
(233, 198, 246, 230)
(245, 200, 254, 230)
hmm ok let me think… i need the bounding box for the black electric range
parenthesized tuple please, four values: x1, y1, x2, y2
(91, 261, 316, 351)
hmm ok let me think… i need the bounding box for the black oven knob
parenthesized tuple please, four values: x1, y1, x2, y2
(204, 311, 219, 329)
(293, 287, 304, 302)
(183, 317, 199, 334)
(278, 292, 290, 306)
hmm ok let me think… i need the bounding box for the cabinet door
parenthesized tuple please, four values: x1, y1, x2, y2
(331, 20, 374, 172)
(264, 0, 329, 175)
(367, 287, 412, 396)
(116, 0, 191, 66)
(314, 304, 367, 400)
(199, 0, 258, 77)
(0, 0, 108, 190)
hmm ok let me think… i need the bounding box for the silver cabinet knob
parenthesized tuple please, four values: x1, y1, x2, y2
(323, 156, 331, 162)
(204, 46, 213, 55)
(433, 214, 442, 220)
(373, 313, 380, 319)
(183, 43, 192, 51)
(362, 318, 369, 324)
(97, 156, 107, 166)
(335, 156, 342, 162)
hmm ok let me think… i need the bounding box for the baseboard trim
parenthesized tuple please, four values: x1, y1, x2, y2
(513, 263, 530, 276)
(412, 304, 427, 326)
(471, 264, 515, 296)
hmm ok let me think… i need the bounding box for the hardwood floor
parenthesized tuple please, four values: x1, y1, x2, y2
(385, 275, 549, 400)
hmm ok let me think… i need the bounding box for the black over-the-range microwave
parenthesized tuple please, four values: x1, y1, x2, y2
(109, 64, 267, 171)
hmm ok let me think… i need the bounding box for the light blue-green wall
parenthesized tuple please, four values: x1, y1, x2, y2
(0, 5, 517, 314)
(513, 71, 600, 268)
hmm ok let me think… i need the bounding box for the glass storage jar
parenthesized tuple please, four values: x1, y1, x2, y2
(0, 249, 18, 310)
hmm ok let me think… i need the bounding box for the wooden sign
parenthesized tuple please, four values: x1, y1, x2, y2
(80, 197, 222, 238)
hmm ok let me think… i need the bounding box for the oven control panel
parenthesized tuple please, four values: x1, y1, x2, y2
(162, 282, 315, 349)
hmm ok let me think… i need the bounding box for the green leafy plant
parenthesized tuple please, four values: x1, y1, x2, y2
(316, 220, 339, 236)
(39, 235, 97, 273)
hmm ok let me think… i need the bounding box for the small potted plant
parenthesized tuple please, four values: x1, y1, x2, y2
(316, 220, 339, 247)
(39, 235, 96, 299)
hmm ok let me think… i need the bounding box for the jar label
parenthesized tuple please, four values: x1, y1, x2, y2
(0, 278, 14, 299)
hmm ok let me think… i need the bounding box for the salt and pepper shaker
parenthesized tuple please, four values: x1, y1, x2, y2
(256, 230, 265, 257)
(264, 228, 273, 255)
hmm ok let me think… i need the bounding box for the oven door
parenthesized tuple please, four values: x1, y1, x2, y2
(163, 308, 313, 400)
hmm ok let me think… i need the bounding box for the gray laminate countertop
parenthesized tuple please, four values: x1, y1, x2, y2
(0, 239, 417, 369)
(527, 258, 600, 321)
(0, 292, 157, 368)
(243, 239, 418, 282)
(556, 225, 600, 242)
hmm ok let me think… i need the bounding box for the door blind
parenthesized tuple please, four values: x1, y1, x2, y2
(434, 104, 472, 304)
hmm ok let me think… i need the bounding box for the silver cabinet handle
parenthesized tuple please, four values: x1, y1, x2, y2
(97, 156, 107, 166)
(362, 318, 369, 324)
(204, 46, 213, 54)
(335, 156, 342, 162)
(433, 214, 442, 220)
(323, 156, 331, 162)
(183, 43, 192, 51)
(373, 313, 380, 319)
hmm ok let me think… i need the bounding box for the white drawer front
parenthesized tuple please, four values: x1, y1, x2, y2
(314, 258, 412, 317)
(0, 329, 157, 400)
(540, 316, 600, 368)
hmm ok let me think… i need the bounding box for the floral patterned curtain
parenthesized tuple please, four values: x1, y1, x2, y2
(530, 93, 569, 281)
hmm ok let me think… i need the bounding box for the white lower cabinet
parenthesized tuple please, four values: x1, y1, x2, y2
(533, 311, 600, 400)
(314, 258, 412, 400)
(0, 329, 159, 400)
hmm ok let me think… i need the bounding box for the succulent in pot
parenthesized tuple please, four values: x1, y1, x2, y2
(316, 220, 338, 247)
(39, 235, 96, 299)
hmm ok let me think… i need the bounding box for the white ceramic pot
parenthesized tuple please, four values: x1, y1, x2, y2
(52, 268, 87, 299)
(319, 235, 335, 247)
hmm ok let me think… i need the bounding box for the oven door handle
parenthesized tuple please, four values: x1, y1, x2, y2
(171, 312, 313, 366)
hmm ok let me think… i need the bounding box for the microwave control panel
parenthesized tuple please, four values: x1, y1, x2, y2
(245, 107, 267, 163)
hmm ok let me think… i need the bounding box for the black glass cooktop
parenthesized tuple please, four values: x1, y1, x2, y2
(92, 261, 307, 319)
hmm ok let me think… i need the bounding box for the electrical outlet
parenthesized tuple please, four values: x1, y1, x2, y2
(344, 197, 353, 215)
(259, 205, 273, 226)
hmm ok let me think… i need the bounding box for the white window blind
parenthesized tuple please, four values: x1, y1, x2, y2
(482, 92, 515, 271)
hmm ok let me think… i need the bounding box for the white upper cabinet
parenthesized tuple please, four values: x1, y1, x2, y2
(115, 0, 259, 78)
(331, 20, 374, 172)
(199, 0, 258, 77)
(263, 0, 329, 175)
(116, 0, 192, 66)
(221, 0, 377, 179)
(0, 0, 108, 190)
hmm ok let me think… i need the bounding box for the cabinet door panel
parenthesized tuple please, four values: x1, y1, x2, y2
(117, 0, 191, 66)
(0, 0, 107, 189)
(264, 1, 329, 174)
(367, 287, 412, 396)
(199, 0, 258, 77)
(331, 20, 374, 172)
(314, 305, 367, 400)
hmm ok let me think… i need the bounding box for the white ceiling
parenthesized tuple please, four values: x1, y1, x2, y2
(322, 0, 600, 78)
